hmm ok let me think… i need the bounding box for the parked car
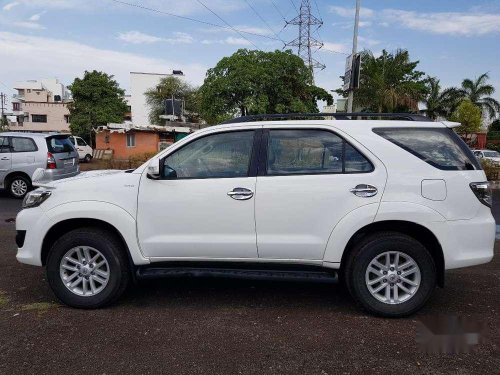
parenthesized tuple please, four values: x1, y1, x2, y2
(0, 132, 79, 198)
(15, 114, 494, 317)
(472, 149, 500, 166)
(68, 135, 93, 163)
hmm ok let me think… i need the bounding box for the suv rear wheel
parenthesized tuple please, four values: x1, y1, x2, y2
(345, 232, 436, 317)
(8, 175, 31, 199)
(46, 228, 130, 309)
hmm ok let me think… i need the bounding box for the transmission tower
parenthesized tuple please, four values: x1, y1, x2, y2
(285, 0, 325, 78)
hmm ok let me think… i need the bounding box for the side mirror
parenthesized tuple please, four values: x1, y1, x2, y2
(163, 164, 177, 179)
(146, 159, 161, 180)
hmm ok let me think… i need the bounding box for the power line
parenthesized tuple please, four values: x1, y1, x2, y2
(288, 0, 299, 13)
(243, 0, 286, 47)
(270, 0, 287, 22)
(195, 0, 259, 49)
(108, 0, 276, 42)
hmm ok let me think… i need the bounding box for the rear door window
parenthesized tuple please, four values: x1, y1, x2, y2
(0, 136, 10, 153)
(46, 136, 75, 153)
(11, 137, 37, 152)
(266, 129, 373, 175)
(373, 128, 480, 171)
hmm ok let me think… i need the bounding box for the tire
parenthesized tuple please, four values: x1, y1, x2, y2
(345, 232, 436, 318)
(8, 175, 31, 199)
(84, 154, 92, 163)
(46, 228, 130, 309)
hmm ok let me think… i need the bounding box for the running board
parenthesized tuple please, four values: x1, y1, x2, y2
(136, 267, 338, 284)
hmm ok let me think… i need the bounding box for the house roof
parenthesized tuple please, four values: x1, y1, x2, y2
(95, 121, 192, 134)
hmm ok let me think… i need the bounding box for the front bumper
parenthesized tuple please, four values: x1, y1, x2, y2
(15, 207, 49, 266)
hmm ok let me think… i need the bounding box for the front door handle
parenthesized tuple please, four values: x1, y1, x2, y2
(0, 157, 9, 161)
(350, 184, 378, 197)
(227, 187, 254, 200)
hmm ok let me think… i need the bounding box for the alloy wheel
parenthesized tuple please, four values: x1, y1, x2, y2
(365, 251, 421, 304)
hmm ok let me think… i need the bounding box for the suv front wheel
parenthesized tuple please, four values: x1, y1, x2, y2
(346, 232, 436, 318)
(46, 228, 130, 308)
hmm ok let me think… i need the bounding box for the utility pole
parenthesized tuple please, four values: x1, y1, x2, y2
(285, 0, 325, 81)
(347, 0, 361, 113)
(0, 92, 6, 128)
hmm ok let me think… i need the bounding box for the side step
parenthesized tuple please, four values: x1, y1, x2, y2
(136, 267, 338, 284)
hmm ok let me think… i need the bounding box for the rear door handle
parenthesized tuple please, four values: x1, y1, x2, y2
(0, 157, 9, 160)
(350, 184, 378, 197)
(227, 187, 254, 200)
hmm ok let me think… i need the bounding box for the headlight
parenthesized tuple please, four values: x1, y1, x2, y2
(22, 189, 52, 209)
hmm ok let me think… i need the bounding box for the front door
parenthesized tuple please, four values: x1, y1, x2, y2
(255, 127, 387, 260)
(0, 136, 12, 187)
(137, 129, 259, 259)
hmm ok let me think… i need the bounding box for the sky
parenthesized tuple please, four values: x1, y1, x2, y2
(0, 0, 499, 107)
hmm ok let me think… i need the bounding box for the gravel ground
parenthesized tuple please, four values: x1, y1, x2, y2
(0, 189, 499, 374)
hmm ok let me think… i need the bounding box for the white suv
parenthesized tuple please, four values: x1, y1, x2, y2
(15, 114, 495, 317)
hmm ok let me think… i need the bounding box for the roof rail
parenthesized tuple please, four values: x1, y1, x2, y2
(221, 112, 433, 124)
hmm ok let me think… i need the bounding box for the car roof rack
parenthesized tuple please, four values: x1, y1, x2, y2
(221, 112, 433, 124)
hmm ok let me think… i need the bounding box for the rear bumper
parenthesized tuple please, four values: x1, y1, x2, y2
(43, 167, 80, 181)
(436, 210, 495, 270)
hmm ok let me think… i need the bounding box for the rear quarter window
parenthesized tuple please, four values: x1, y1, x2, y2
(46, 136, 75, 153)
(373, 128, 480, 171)
(11, 137, 38, 152)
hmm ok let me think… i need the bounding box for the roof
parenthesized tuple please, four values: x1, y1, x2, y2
(216, 119, 451, 129)
(0, 132, 64, 138)
(13, 80, 44, 90)
(96, 122, 192, 134)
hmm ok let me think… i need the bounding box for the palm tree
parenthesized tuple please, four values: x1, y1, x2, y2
(352, 49, 427, 113)
(454, 73, 500, 118)
(420, 77, 457, 120)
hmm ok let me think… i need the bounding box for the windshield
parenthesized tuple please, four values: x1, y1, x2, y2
(46, 136, 75, 153)
(483, 151, 500, 158)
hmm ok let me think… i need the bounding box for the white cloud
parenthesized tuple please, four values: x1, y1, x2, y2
(10, 0, 244, 15)
(358, 36, 380, 47)
(2, 1, 19, 11)
(12, 21, 45, 30)
(118, 30, 193, 44)
(201, 36, 252, 46)
(321, 42, 349, 54)
(329, 6, 374, 18)
(381, 9, 500, 36)
(0, 32, 208, 89)
(29, 12, 45, 21)
(118, 31, 162, 44)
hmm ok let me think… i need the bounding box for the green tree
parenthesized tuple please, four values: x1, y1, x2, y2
(489, 119, 500, 132)
(420, 77, 457, 120)
(0, 116, 8, 131)
(339, 49, 427, 113)
(144, 76, 199, 125)
(452, 73, 500, 118)
(68, 70, 128, 143)
(451, 100, 482, 140)
(199, 49, 332, 124)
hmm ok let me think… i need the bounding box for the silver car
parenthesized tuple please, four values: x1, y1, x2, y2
(0, 132, 80, 198)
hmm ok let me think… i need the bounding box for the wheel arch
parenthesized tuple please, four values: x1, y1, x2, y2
(5, 170, 32, 186)
(41, 218, 136, 275)
(340, 220, 445, 287)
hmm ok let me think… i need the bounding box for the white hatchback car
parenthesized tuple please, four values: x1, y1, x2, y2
(15, 114, 495, 317)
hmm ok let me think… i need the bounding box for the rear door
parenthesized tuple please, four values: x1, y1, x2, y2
(46, 135, 79, 174)
(0, 136, 12, 187)
(10, 136, 37, 176)
(255, 126, 387, 260)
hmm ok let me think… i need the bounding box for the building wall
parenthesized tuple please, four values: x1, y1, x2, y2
(95, 131, 160, 159)
(8, 102, 70, 132)
(130, 72, 172, 127)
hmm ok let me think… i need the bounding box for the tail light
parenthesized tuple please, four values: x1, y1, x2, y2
(46, 152, 57, 169)
(470, 182, 492, 207)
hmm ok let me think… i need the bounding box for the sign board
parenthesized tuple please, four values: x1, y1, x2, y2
(343, 53, 362, 91)
(343, 54, 353, 91)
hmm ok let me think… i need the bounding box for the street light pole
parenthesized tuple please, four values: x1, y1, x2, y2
(347, 0, 360, 113)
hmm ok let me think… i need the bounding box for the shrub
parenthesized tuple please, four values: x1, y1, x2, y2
(481, 158, 499, 181)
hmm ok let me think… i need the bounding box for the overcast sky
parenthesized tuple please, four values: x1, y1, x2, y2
(0, 0, 499, 105)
